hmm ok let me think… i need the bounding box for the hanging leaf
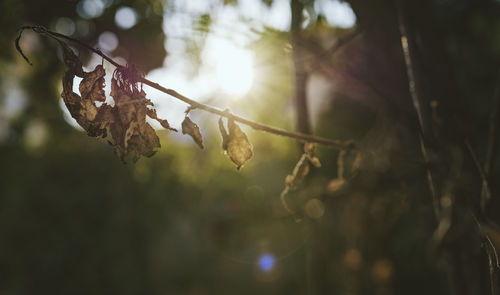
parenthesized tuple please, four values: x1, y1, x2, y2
(218, 117, 253, 169)
(327, 178, 346, 193)
(80, 64, 106, 103)
(108, 77, 163, 162)
(182, 116, 204, 149)
(146, 108, 177, 131)
(309, 156, 321, 168)
(57, 40, 84, 77)
(218, 117, 229, 150)
(60, 52, 110, 138)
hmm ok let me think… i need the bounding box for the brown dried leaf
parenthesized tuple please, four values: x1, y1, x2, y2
(56, 42, 169, 162)
(327, 178, 346, 193)
(308, 156, 321, 168)
(218, 117, 229, 150)
(219, 118, 253, 169)
(57, 40, 84, 77)
(80, 65, 106, 103)
(146, 108, 177, 131)
(304, 142, 315, 153)
(182, 116, 204, 149)
(60, 60, 109, 138)
(108, 78, 161, 162)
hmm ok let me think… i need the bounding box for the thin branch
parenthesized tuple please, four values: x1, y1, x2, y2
(395, 2, 440, 219)
(291, 0, 311, 135)
(465, 140, 492, 213)
(16, 25, 354, 150)
(142, 79, 354, 149)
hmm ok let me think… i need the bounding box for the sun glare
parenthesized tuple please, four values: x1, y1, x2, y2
(205, 39, 254, 97)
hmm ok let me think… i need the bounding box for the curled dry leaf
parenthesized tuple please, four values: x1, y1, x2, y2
(58, 39, 176, 162)
(58, 40, 84, 77)
(109, 78, 167, 162)
(60, 44, 110, 138)
(147, 108, 177, 132)
(80, 64, 106, 103)
(182, 116, 204, 149)
(218, 117, 253, 169)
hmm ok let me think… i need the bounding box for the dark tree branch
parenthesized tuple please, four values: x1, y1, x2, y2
(395, 2, 440, 219)
(291, 0, 311, 135)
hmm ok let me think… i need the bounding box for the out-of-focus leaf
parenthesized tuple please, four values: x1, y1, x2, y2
(182, 116, 204, 149)
(284, 143, 322, 188)
(327, 178, 346, 193)
(304, 142, 315, 153)
(309, 156, 321, 168)
(280, 142, 322, 213)
(218, 118, 253, 169)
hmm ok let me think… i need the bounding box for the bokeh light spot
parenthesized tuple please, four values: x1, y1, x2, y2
(77, 0, 105, 19)
(316, 0, 356, 28)
(304, 198, 325, 219)
(115, 7, 138, 29)
(258, 254, 274, 272)
(55, 17, 76, 36)
(98, 31, 119, 52)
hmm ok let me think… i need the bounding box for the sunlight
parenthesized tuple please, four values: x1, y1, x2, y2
(204, 38, 254, 97)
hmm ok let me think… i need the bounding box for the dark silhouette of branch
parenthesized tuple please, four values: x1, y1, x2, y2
(16, 25, 354, 150)
(291, 0, 311, 135)
(395, 2, 440, 219)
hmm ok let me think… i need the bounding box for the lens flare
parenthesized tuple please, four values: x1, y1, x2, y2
(258, 254, 275, 272)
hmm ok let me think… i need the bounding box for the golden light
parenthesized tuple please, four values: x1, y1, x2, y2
(208, 40, 254, 97)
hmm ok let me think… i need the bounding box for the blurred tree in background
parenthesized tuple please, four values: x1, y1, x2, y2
(1, 0, 500, 294)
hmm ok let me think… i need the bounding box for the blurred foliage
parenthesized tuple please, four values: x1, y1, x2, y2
(1, 0, 500, 294)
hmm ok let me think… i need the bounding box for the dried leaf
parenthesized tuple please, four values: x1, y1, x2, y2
(108, 78, 162, 162)
(218, 117, 229, 150)
(146, 108, 177, 131)
(304, 142, 315, 153)
(327, 178, 346, 193)
(309, 156, 321, 168)
(182, 116, 204, 149)
(55, 40, 173, 162)
(218, 118, 253, 169)
(80, 65, 106, 103)
(57, 40, 84, 77)
(60, 58, 109, 138)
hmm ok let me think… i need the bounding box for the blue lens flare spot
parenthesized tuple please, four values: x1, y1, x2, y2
(258, 254, 274, 271)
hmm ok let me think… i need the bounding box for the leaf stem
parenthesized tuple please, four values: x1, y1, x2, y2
(17, 25, 354, 150)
